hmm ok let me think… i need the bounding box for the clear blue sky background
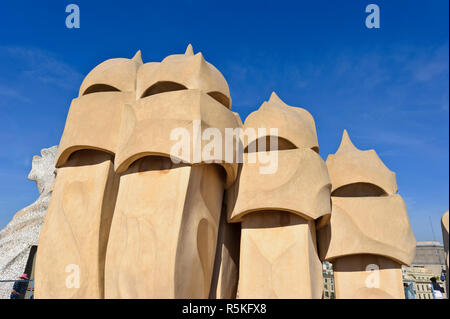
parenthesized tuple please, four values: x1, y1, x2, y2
(0, 1, 448, 242)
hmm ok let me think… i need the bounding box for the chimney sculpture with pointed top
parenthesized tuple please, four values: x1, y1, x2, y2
(103, 44, 241, 298)
(226, 92, 331, 298)
(317, 130, 416, 299)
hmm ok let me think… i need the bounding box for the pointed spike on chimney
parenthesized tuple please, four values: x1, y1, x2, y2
(337, 129, 359, 153)
(269, 91, 287, 106)
(185, 44, 194, 56)
(191, 51, 207, 67)
(132, 50, 143, 64)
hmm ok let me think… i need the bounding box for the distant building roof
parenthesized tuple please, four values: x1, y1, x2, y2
(413, 242, 446, 266)
(416, 241, 443, 247)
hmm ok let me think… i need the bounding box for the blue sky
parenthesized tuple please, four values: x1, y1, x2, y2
(0, 0, 448, 242)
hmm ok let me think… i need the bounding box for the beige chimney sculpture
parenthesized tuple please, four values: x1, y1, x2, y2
(104, 45, 240, 298)
(226, 93, 331, 298)
(34, 52, 143, 298)
(34, 46, 417, 299)
(317, 130, 416, 299)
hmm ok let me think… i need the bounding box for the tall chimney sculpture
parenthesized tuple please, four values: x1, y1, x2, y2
(317, 130, 416, 299)
(104, 45, 241, 298)
(34, 52, 143, 298)
(227, 93, 331, 298)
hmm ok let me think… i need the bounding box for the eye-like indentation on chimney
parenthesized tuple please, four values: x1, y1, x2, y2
(331, 182, 388, 197)
(140, 81, 187, 98)
(244, 136, 297, 153)
(207, 91, 230, 108)
(83, 84, 121, 95)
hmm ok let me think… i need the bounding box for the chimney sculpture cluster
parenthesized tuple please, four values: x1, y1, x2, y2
(34, 45, 416, 299)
